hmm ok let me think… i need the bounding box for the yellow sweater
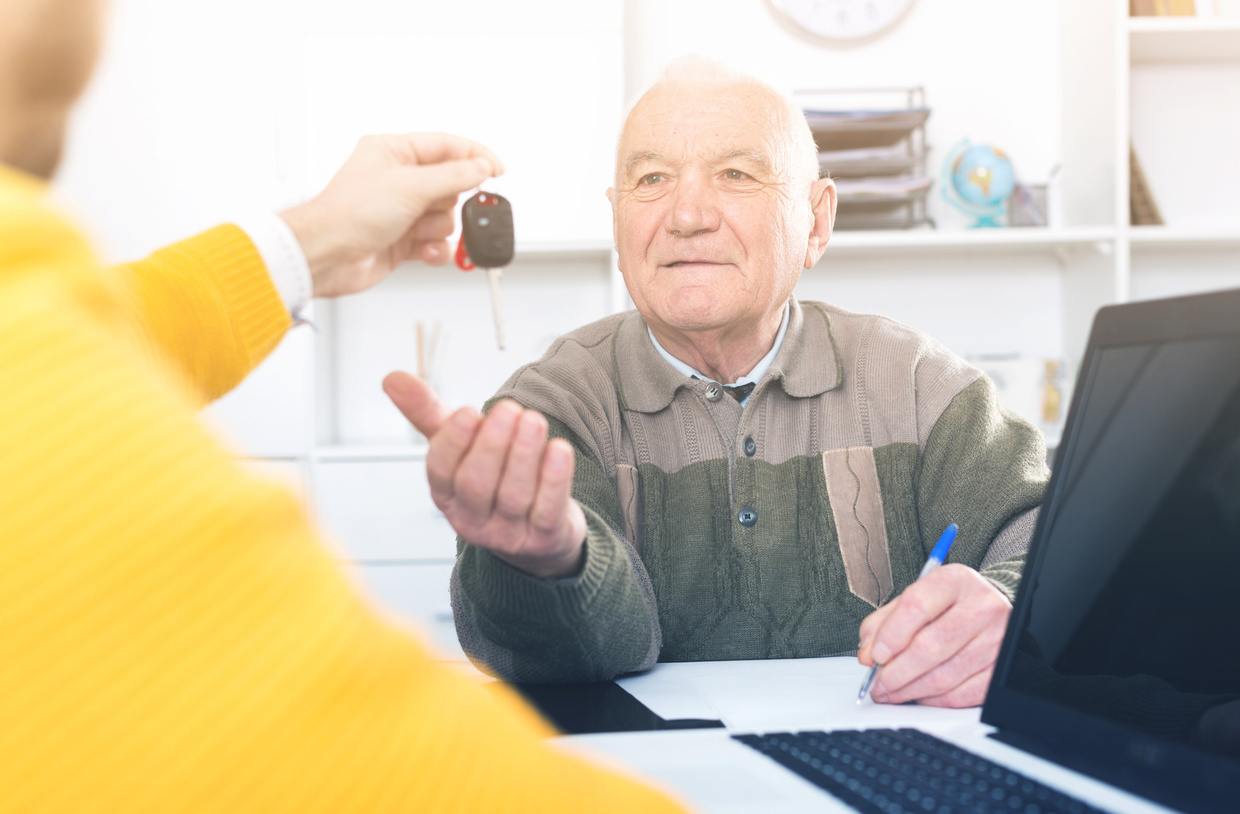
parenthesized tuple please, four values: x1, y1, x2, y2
(0, 165, 683, 813)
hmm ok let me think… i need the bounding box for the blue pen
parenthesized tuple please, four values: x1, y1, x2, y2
(857, 523, 959, 704)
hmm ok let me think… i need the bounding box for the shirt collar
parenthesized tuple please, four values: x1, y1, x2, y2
(616, 298, 842, 413)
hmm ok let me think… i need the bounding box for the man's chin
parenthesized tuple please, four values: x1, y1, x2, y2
(649, 303, 736, 334)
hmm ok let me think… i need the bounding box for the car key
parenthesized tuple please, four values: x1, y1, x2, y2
(455, 191, 514, 350)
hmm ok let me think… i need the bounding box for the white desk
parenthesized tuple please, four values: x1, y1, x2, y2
(554, 658, 1183, 814)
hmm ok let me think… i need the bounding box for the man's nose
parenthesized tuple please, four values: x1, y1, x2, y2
(666, 171, 721, 237)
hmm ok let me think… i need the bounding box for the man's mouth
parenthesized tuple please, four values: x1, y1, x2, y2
(664, 260, 729, 267)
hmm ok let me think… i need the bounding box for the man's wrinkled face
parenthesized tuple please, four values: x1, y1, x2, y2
(609, 82, 813, 336)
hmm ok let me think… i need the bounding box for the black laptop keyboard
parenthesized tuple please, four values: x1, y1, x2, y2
(733, 728, 1105, 814)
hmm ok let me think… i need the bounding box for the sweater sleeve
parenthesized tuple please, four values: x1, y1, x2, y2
(914, 375, 1050, 602)
(107, 224, 292, 403)
(451, 415, 663, 684)
(0, 218, 682, 812)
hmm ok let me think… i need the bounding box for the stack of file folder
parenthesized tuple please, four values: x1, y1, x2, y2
(803, 103, 934, 230)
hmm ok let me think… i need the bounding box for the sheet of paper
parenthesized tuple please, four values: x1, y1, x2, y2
(616, 668, 722, 721)
(617, 657, 981, 733)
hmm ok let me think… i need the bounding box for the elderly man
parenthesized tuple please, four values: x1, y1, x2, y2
(388, 62, 1048, 707)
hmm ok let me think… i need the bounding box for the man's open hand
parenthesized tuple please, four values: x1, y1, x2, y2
(383, 371, 587, 579)
(858, 564, 1011, 708)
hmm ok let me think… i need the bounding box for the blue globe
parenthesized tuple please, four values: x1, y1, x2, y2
(941, 141, 1017, 228)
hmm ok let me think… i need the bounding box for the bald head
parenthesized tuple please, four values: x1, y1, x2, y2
(0, 0, 107, 177)
(616, 58, 820, 196)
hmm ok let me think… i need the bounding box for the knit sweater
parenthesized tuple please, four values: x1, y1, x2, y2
(0, 164, 681, 813)
(453, 299, 1050, 684)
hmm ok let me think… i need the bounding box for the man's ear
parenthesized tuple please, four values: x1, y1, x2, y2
(803, 177, 837, 269)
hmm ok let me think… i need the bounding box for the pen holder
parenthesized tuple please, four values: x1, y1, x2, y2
(409, 319, 443, 449)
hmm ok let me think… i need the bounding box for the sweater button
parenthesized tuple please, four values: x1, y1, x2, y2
(738, 506, 758, 527)
(704, 383, 722, 402)
(743, 436, 757, 457)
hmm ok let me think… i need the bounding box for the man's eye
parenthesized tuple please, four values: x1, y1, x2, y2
(639, 173, 665, 186)
(723, 169, 753, 181)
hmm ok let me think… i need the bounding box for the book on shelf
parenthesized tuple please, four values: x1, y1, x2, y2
(1129, 145, 1165, 227)
(1130, 0, 1197, 16)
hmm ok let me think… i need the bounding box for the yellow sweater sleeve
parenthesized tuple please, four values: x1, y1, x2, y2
(108, 224, 292, 403)
(0, 175, 684, 812)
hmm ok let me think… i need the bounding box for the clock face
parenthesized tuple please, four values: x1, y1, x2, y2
(768, 0, 917, 43)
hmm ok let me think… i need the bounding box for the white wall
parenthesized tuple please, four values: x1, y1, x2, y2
(625, 0, 1064, 229)
(56, 0, 624, 250)
(55, 0, 625, 457)
(51, 0, 626, 631)
(55, 0, 322, 458)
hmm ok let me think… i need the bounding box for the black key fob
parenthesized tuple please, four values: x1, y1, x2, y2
(460, 191, 514, 268)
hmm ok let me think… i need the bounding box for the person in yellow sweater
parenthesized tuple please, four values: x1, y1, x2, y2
(0, 1, 684, 811)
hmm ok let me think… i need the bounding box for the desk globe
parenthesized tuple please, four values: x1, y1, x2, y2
(941, 140, 1016, 228)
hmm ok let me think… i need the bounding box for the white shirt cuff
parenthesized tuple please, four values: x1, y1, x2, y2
(235, 214, 313, 316)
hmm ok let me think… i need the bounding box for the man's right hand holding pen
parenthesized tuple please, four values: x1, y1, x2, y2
(857, 524, 1015, 709)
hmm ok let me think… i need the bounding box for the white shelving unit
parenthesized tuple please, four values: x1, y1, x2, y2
(513, 241, 615, 257)
(1128, 16, 1240, 62)
(1128, 226, 1240, 248)
(824, 227, 1116, 255)
(1122, 0, 1240, 312)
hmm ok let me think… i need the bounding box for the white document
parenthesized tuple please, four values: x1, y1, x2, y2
(616, 667, 722, 721)
(618, 657, 981, 732)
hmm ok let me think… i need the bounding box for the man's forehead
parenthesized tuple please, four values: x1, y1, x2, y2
(618, 81, 790, 172)
(622, 145, 777, 174)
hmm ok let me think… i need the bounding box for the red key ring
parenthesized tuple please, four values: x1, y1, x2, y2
(454, 235, 475, 271)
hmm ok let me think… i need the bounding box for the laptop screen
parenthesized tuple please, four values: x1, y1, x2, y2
(998, 332, 1240, 766)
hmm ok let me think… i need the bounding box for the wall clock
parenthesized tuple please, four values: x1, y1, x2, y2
(768, 0, 917, 43)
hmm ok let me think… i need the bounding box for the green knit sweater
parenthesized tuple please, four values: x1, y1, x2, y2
(451, 299, 1049, 683)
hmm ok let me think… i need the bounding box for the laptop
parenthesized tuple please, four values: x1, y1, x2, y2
(570, 287, 1240, 813)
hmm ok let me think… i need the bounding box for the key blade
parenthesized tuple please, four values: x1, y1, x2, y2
(486, 267, 506, 351)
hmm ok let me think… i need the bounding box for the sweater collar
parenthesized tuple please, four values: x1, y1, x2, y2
(616, 298, 843, 413)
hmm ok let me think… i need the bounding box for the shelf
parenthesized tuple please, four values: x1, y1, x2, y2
(823, 227, 1115, 256)
(312, 444, 427, 462)
(513, 240, 613, 258)
(1129, 17, 1240, 63)
(1127, 225, 1240, 248)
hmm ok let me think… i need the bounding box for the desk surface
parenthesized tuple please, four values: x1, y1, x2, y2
(418, 620, 1180, 814)
(555, 658, 1183, 814)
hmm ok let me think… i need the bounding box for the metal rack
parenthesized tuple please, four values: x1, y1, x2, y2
(795, 86, 934, 230)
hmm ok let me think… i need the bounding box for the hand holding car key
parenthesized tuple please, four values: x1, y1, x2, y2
(454, 191, 514, 350)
